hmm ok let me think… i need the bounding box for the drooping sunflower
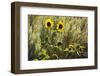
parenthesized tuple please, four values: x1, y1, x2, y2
(44, 18, 54, 29)
(57, 21, 64, 32)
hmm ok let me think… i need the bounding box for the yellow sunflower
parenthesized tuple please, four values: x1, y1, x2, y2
(45, 18, 54, 29)
(57, 21, 64, 32)
(69, 45, 74, 48)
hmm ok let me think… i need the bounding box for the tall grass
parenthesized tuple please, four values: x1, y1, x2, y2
(28, 15, 88, 61)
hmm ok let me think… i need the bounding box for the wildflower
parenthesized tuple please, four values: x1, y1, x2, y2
(57, 21, 64, 32)
(45, 18, 54, 29)
(69, 45, 74, 48)
(69, 45, 74, 50)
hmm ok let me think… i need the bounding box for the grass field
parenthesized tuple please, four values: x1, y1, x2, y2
(28, 15, 88, 61)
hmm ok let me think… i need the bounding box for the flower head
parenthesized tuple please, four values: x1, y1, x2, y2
(45, 18, 54, 29)
(57, 21, 64, 32)
(57, 42, 62, 46)
(68, 45, 74, 50)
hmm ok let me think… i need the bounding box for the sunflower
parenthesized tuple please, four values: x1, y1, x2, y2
(57, 21, 64, 32)
(68, 45, 74, 50)
(69, 45, 74, 48)
(45, 18, 54, 29)
(57, 42, 62, 46)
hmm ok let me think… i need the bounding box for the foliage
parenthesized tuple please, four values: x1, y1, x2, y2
(28, 15, 88, 61)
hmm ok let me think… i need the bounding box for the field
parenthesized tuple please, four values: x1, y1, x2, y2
(28, 15, 88, 61)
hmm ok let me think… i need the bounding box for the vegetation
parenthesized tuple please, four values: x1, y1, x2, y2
(28, 15, 88, 61)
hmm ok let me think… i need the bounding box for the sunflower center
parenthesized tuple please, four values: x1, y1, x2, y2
(57, 42, 62, 46)
(59, 24, 63, 29)
(47, 22, 51, 27)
